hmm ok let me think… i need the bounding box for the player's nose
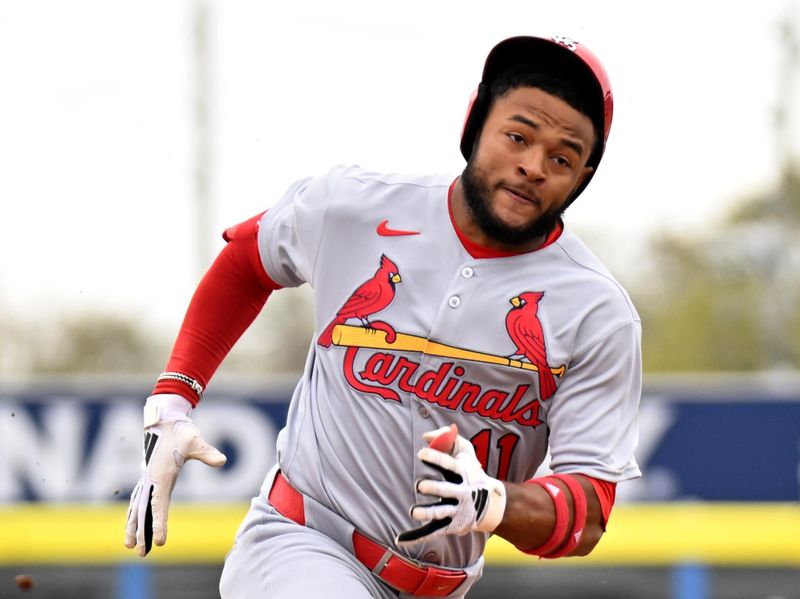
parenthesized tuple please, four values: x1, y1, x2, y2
(516, 146, 546, 181)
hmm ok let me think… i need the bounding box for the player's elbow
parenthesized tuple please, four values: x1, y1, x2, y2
(571, 523, 604, 556)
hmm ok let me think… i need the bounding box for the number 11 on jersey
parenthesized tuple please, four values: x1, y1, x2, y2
(470, 429, 520, 481)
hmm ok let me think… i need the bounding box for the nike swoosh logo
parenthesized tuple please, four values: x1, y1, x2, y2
(377, 219, 420, 237)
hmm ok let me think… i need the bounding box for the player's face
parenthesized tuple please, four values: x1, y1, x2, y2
(461, 86, 595, 247)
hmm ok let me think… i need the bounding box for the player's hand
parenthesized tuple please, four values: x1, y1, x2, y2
(396, 424, 506, 546)
(124, 394, 227, 557)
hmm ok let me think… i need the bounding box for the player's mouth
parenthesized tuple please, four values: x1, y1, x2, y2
(501, 185, 539, 206)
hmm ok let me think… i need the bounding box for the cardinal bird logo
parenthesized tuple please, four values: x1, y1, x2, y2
(317, 254, 402, 348)
(505, 291, 558, 401)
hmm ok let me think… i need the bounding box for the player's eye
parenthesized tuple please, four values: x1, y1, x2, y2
(552, 155, 572, 169)
(507, 133, 525, 144)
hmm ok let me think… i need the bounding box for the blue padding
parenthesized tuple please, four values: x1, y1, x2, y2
(671, 562, 710, 599)
(118, 563, 153, 599)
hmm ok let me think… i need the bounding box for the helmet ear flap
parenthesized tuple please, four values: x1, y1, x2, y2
(459, 83, 489, 161)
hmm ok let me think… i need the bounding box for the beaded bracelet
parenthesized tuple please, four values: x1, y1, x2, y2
(156, 371, 204, 400)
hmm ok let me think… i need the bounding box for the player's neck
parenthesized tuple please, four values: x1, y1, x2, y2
(449, 179, 548, 255)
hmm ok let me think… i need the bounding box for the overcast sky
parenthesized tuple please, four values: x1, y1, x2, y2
(0, 0, 797, 329)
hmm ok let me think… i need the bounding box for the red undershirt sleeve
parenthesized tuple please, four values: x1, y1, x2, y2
(583, 475, 617, 527)
(151, 212, 281, 405)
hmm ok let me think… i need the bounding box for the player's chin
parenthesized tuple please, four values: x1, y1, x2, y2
(492, 202, 542, 231)
(487, 206, 561, 248)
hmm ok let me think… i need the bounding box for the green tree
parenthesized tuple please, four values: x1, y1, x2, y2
(27, 313, 166, 375)
(640, 6, 800, 372)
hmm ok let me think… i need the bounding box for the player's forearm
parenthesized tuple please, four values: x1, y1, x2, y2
(494, 474, 604, 557)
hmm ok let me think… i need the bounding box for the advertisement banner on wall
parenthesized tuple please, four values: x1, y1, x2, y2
(1, 377, 798, 503)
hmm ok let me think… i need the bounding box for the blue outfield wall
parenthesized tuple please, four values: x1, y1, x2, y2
(630, 376, 800, 502)
(0, 374, 799, 504)
(1, 374, 799, 599)
(643, 398, 800, 501)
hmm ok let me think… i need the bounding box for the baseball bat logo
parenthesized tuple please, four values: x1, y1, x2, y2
(318, 254, 401, 348)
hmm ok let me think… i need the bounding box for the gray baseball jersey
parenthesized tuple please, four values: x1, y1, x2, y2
(245, 165, 640, 575)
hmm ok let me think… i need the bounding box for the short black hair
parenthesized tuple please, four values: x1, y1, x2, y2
(486, 63, 603, 160)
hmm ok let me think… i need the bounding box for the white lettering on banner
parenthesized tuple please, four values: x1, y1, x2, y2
(0, 399, 86, 501)
(0, 396, 281, 502)
(82, 401, 145, 500)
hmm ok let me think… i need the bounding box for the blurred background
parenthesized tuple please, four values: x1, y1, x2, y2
(1, 0, 799, 597)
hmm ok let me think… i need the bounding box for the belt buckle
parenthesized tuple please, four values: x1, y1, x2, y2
(371, 547, 424, 574)
(370, 549, 395, 576)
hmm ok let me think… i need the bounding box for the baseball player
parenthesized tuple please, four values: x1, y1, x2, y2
(124, 35, 641, 598)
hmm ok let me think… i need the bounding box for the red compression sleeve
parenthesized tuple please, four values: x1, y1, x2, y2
(522, 473, 617, 557)
(524, 477, 570, 556)
(151, 212, 281, 405)
(584, 476, 616, 527)
(540, 474, 588, 559)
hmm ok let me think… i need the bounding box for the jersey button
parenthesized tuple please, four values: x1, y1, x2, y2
(423, 551, 439, 563)
(418, 406, 430, 418)
(448, 296, 461, 308)
(461, 266, 474, 279)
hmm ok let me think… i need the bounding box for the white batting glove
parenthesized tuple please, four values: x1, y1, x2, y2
(124, 394, 227, 556)
(396, 425, 507, 546)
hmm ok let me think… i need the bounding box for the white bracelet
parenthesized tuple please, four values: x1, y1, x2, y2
(157, 371, 204, 400)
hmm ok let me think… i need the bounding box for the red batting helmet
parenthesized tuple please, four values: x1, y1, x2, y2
(460, 35, 613, 202)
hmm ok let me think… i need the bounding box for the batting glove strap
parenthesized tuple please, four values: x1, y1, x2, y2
(143, 394, 193, 427)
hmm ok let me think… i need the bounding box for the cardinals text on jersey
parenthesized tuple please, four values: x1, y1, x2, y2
(318, 254, 564, 430)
